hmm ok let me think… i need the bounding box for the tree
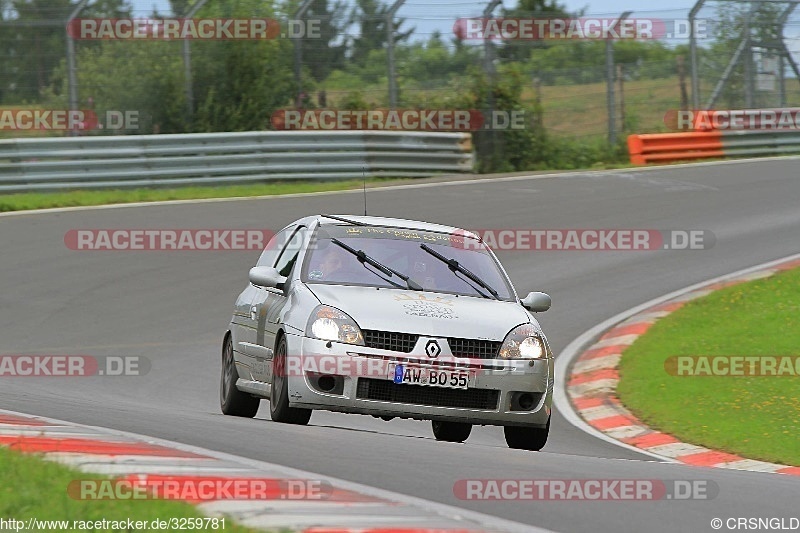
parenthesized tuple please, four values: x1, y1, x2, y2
(44, 0, 296, 133)
(167, 0, 188, 17)
(172, 0, 296, 131)
(705, 2, 785, 108)
(496, 0, 571, 63)
(0, 0, 12, 103)
(522, 40, 677, 85)
(431, 62, 547, 173)
(6, 0, 73, 102)
(1, 0, 130, 104)
(347, 0, 412, 67)
(82, 0, 130, 17)
(293, 0, 349, 82)
(397, 31, 480, 89)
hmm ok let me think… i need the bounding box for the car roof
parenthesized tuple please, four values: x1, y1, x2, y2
(314, 214, 476, 238)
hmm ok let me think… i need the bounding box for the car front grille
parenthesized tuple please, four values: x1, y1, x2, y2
(363, 330, 418, 353)
(447, 337, 502, 359)
(356, 378, 500, 410)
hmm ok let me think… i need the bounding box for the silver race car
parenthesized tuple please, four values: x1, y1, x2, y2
(221, 215, 554, 450)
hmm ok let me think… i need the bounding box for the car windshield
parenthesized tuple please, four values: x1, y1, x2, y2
(301, 224, 515, 301)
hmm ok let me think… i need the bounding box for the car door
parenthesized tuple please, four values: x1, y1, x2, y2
(237, 226, 295, 378)
(250, 225, 307, 383)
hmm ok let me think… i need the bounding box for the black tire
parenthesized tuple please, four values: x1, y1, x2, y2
(504, 418, 549, 451)
(432, 420, 472, 443)
(220, 335, 260, 418)
(269, 336, 312, 425)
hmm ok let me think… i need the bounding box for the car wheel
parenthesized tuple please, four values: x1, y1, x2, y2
(504, 418, 549, 451)
(220, 335, 260, 418)
(432, 420, 472, 443)
(269, 336, 312, 425)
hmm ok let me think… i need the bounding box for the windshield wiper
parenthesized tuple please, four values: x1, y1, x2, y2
(331, 239, 423, 291)
(419, 243, 501, 300)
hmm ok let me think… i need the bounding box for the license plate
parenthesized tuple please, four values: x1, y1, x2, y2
(389, 364, 472, 390)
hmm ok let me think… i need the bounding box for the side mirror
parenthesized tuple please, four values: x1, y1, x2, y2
(521, 291, 551, 313)
(249, 266, 287, 290)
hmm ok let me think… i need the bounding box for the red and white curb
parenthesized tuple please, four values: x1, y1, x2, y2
(0, 409, 549, 533)
(566, 258, 800, 475)
(562, 255, 800, 476)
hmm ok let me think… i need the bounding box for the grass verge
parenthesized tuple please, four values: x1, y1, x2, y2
(0, 445, 259, 532)
(617, 266, 800, 466)
(0, 178, 406, 213)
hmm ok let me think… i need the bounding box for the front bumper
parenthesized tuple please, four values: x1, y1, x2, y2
(284, 333, 553, 428)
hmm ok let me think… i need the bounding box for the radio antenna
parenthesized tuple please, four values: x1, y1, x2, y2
(362, 166, 368, 216)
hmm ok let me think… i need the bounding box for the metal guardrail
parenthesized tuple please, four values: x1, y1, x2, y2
(0, 131, 474, 193)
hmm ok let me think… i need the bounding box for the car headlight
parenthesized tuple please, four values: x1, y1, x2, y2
(306, 305, 364, 345)
(499, 324, 547, 359)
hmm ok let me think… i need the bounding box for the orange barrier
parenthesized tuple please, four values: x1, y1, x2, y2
(627, 131, 724, 165)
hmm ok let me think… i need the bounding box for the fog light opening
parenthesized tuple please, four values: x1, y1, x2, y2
(317, 375, 336, 392)
(518, 393, 535, 410)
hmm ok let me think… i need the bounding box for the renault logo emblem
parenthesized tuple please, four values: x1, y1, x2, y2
(425, 340, 441, 358)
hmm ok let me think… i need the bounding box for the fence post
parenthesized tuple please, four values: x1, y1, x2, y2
(386, 0, 405, 109)
(689, 0, 706, 109)
(482, 0, 501, 171)
(66, 0, 90, 121)
(606, 11, 631, 146)
(293, 0, 315, 103)
(182, 0, 210, 124)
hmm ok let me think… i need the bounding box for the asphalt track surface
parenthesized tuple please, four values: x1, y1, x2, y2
(1, 158, 798, 532)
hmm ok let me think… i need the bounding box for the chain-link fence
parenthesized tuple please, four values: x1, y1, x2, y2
(3, 0, 800, 167)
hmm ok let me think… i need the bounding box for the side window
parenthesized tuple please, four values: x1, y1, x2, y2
(256, 226, 295, 267)
(274, 227, 306, 277)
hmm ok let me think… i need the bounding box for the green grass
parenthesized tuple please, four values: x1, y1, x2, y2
(618, 267, 800, 466)
(0, 446, 261, 532)
(0, 178, 407, 213)
(325, 77, 735, 140)
(330, 76, 800, 140)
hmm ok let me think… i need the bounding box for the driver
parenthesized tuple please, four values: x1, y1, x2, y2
(320, 246, 344, 277)
(309, 245, 348, 280)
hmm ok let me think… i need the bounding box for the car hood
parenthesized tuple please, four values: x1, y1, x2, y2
(305, 284, 533, 340)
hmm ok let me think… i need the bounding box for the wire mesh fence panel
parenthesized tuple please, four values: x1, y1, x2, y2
(2, 0, 800, 170)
